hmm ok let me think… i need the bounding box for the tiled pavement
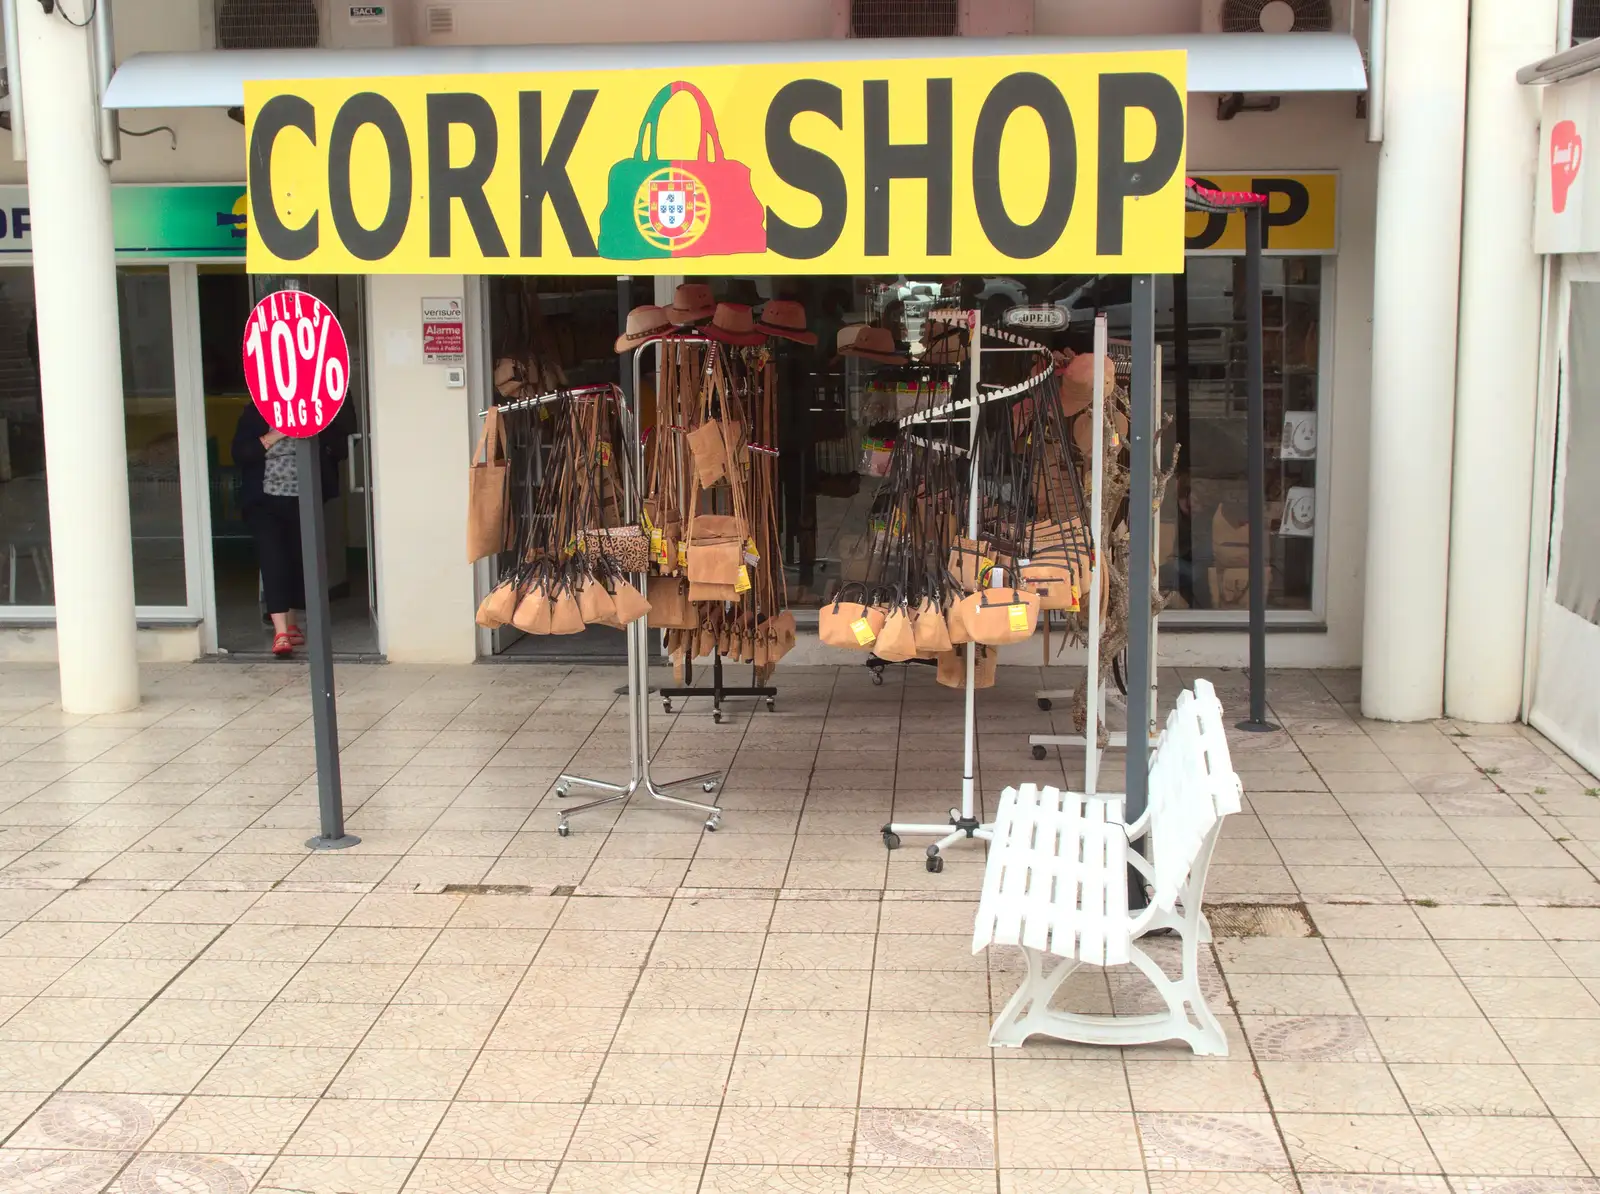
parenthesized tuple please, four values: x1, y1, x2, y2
(0, 659, 1597, 1193)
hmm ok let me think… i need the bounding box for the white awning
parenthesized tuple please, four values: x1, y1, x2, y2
(104, 33, 1368, 110)
(1519, 39, 1600, 86)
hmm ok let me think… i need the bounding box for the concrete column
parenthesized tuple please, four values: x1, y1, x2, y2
(1443, 0, 1558, 722)
(1360, 0, 1470, 721)
(17, 1, 139, 712)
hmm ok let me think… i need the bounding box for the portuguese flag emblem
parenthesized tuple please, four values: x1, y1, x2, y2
(599, 81, 768, 261)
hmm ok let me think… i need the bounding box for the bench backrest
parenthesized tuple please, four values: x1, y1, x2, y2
(1145, 678, 1243, 911)
(973, 783, 1135, 967)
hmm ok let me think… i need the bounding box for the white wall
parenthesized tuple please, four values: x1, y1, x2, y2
(1035, 0, 1201, 35)
(413, 0, 835, 44)
(366, 274, 479, 663)
(0, 624, 200, 664)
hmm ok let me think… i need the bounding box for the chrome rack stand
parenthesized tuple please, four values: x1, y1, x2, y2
(531, 348, 723, 835)
(879, 310, 1055, 872)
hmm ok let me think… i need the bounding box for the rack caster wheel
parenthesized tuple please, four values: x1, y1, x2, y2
(662, 699, 673, 714)
(925, 852, 945, 874)
(1032, 744, 1048, 761)
(557, 822, 570, 838)
(882, 830, 901, 851)
(701, 781, 718, 794)
(766, 697, 776, 712)
(555, 785, 570, 798)
(704, 815, 721, 832)
(1038, 697, 1053, 711)
(713, 710, 723, 724)
(871, 669, 884, 686)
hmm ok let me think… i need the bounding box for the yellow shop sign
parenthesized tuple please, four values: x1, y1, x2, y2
(244, 51, 1188, 276)
(1184, 172, 1338, 254)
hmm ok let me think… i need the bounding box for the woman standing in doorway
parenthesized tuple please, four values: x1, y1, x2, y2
(231, 405, 351, 657)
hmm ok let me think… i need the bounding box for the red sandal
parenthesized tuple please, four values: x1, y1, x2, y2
(287, 626, 306, 648)
(271, 632, 294, 658)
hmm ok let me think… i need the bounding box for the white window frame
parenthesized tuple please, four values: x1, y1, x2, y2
(1156, 254, 1336, 629)
(0, 257, 235, 630)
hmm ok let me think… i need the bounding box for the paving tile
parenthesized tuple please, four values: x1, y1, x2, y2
(1276, 1113, 1437, 1174)
(1418, 1114, 1589, 1176)
(1257, 1061, 1408, 1114)
(7, 664, 1600, 1194)
(144, 1094, 313, 1153)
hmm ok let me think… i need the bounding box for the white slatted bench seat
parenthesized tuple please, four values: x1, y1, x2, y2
(972, 679, 1244, 1056)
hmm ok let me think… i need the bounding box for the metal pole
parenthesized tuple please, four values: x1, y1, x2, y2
(90, 0, 118, 162)
(2, 0, 26, 161)
(1239, 206, 1278, 733)
(960, 310, 981, 824)
(1125, 278, 1155, 824)
(1367, 0, 1389, 143)
(1172, 271, 1194, 606)
(298, 434, 356, 850)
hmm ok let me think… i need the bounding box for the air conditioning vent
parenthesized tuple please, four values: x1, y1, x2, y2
(425, 3, 455, 35)
(1574, 0, 1600, 43)
(1213, 0, 1334, 33)
(850, 0, 958, 38)
(215, 0, 321, 50)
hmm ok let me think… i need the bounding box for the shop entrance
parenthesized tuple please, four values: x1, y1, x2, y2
(198, 267, 378, 657)
(1529, 271, 1600, 774)
(478, 275, 651, 659)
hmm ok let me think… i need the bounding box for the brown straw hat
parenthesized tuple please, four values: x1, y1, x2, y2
(837, 323, 907, 366)
(755, 299, 817, 346)
(665, 283, 715, 325)
(615, 305, 674, 354)
(704, 303, 766, 347)
(1057, 349, 1116, 417)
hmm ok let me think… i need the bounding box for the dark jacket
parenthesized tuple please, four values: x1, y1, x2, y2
(232, 403, 354, 509)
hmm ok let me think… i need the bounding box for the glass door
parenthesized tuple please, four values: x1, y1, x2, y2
(196, 266, 377, 657)
(1529, 275, 1600, 775)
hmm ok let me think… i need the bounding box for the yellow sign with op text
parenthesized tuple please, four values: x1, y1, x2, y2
(244, 51, 1188, 276)
(1183, 171, 1338, 254)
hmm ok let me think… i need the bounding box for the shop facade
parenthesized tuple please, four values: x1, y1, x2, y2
(1518, 42, 1600, 776)
(0, 181, 379, 661)
(4, 0, 1568, 728)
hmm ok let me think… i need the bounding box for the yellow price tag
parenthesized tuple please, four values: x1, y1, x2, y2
(850, 617, 876, 646)
(1068, 584, 1081, 612)
(650, 528, 665, 563)
(676, 542, 688, 569)
(735, 566, 752, 593)
(1008, 604, 1030, 633)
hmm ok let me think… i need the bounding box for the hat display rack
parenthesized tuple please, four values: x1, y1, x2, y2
(650, 329, 794, 722)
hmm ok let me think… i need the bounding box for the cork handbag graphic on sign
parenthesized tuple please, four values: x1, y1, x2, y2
(598, 81, 767, 261)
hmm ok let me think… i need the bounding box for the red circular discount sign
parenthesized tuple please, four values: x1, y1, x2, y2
(242, 289, 350, 438)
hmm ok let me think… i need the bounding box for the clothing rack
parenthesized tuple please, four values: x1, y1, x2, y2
(1028, 322, 1161, 790)
(880, 309, 1055, 872)
(879, 307, 1158, 872)
(646, 336, 781, 723)
(479, 381, 621, 418)
(507, 365, 723, 836)
(662, 649, 777, 721)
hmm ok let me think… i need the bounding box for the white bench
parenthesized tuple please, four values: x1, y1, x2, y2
(973, 679, 1243, 1057)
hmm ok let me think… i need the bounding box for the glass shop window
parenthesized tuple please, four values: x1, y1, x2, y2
(0, 266, 187, 611)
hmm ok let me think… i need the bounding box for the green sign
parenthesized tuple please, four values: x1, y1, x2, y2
(0, 184, 247, 257)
